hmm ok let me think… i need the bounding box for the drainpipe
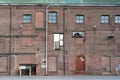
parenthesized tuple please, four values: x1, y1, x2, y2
(9, 5, 12, 75)
(63, 7, 65, 75)
(45, 4, 50, 76)
(63, 6, 67, 75)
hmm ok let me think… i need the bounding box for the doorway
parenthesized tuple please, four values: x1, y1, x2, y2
(19, 64, 36, 76)
(21, 69, 29, 75)
(76, 55, 85, 71)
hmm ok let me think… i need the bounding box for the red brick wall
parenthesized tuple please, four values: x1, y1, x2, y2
(0, 5, 120, 75)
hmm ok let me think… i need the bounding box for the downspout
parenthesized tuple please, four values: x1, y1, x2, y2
(45, 4, 50, 76)
(63, 6, 67, 75)
(9, 5, 12, 75)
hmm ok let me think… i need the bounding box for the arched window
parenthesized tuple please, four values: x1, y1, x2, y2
(75, 15, 85, 24)
(23, 14, 32, 23)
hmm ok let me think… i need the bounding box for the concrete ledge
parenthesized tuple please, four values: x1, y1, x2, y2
(102, 72, 111, 75)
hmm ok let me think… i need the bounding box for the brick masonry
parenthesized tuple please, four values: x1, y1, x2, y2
(0, 5, 120, 76)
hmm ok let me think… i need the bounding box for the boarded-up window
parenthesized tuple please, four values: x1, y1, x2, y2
(0, 56, 8, 72)
(102, 57, 110, 72)
(35, 12, 44, 28)
(48, 56, 57, 72)
(22, 31, 32, 47)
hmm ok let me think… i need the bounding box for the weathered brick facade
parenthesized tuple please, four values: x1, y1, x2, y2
(0, 5, 120, 76)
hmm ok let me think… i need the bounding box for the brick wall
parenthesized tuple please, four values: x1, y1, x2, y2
(0, 5, 120, 75)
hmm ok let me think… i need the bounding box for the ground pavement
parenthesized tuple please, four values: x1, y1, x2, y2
(0, 75, 120, 80)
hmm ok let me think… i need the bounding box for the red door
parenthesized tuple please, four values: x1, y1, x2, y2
(76, 56, 85, 71)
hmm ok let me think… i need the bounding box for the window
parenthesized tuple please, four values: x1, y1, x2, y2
(48, 12, 57, 23)
(72, 31, 85, 38)
(23, 14, 32, 23)
(101, 15, 109, 23)
(115, 15, 120, 23)
(54, 34, 63, 50)
(76, 15, 84, 24)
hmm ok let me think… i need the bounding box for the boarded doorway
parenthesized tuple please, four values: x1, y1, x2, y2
(102, 56, 111, 72)
(48, 56, 57, 72)
(76, 55, 85, 71)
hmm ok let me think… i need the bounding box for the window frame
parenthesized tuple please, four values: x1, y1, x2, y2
(101, 15, 110, 24)
(54, 33, 63, 50)
(115, 15, 120, 24)
(48, 11, 57, 23)
(75, 15, 85, 24)
(72, 31, 85, 38)
(23, 14, 32, 23)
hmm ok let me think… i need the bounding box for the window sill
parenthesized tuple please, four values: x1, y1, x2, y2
(22, 22, 33, 24)
(54, 48, 60, 50)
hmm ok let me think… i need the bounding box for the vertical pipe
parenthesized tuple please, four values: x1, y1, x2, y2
(63, 7, 67, 75)
(45, 5, 49, 76)
(9, 5, 12, 75)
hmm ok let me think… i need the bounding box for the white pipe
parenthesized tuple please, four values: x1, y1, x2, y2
(45, 4, 50, 75)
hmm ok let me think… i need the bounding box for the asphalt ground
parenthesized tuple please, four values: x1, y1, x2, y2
(0, 75, 120, 80)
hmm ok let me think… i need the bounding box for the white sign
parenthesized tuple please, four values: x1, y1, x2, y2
(41, 65, 46, 68)
(19, 66, 26, 69)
